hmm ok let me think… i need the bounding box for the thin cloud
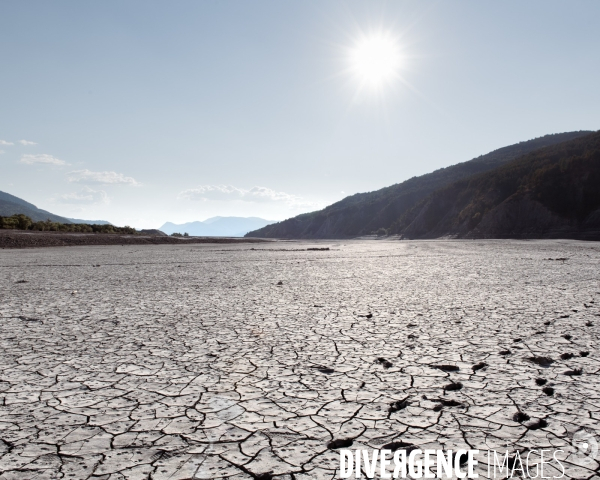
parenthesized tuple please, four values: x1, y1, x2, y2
(19, 140, 37, 146)
(67, 169, 140, 186)
(20, 154, 67, 166)
(178, 184, 321, 210)
(0, 150, 4, 155)
(0, 140, 14, 146)
(56, 186, 109, 205)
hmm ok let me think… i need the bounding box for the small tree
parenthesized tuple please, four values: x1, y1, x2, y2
(16, 214, 33, 230)
(0, 214, 34, 230)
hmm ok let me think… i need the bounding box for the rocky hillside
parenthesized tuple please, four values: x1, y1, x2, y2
(394, 130, 600, 239)
(246, 131, 592, 238)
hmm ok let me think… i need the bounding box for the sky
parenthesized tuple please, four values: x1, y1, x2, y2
(1, 1, 599, 228)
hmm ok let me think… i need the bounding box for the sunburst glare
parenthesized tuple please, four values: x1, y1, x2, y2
(350, 33, 401, 90)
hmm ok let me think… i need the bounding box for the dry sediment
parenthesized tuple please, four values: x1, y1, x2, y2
(0, 240, 599, 479)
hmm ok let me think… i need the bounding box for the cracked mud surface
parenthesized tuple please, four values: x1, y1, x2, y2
(1, 240, 599, 479)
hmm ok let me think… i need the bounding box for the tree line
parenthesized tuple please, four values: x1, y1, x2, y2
(0, 214, 137, 234)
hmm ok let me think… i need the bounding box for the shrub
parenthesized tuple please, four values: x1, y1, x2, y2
(0, 214, 33, 230)
(0, 214, 138, 234)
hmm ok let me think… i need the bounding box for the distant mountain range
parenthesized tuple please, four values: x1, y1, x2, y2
(246, 130, 600, 240)
(0, 190, 111, 225)
(0, 189, 274, 235)
(160, 217, 275, 237)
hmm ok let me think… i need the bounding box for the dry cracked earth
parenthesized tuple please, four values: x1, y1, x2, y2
(1, 240, 599, 480)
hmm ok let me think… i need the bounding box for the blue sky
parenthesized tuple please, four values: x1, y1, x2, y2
(1, 1, 599, 228)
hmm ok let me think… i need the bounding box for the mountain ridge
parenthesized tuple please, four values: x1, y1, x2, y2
(245, 131, 594, 239)
(0, 190, 111, 225)
(160, 217, 275, 237)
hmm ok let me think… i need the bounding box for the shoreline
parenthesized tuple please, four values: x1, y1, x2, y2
(0, 230, 270, 249)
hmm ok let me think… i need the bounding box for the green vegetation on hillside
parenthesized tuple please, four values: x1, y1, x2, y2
(0, 214, 137, 234)
(392, 130, 600, 239)
(246, 131, 593, 239)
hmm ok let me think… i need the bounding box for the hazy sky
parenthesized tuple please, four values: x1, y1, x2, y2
(1, 1, 599, 228)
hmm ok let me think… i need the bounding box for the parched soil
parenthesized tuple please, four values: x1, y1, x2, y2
(0, 230, 269, 249)
(0, 240, 599, 478)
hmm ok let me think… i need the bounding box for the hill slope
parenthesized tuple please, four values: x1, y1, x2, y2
(246, 131, 592, 238)
(0, 191, 73, 223)
(393, 130, 600, 239)
(0, 191, 110, 225)
(160, 217, 275, 237)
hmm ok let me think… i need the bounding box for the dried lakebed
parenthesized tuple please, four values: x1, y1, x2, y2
(0, 240, 599, 479)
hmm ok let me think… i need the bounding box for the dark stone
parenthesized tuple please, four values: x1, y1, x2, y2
(376, 357, 393, 369)
(440, 399, 461, 407)
(444, 382, 463, 392)
(389, 399, 410, 413)
(18, 316, 42, 323)
(512, 411, 530, 423)
(327, 438, 353, 449)
(317, 367, 334, 374)
(381, 441, 416, 453)
(472, 362, 487, 372)
(432, 365, 459, 372)
(527, 356, 554, 367)
(527, 419, 548, 430)
(542, 386, 554, 396)
(255, 473, 274, 480)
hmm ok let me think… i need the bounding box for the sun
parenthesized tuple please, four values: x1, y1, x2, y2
(350, 33, 401, 88)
